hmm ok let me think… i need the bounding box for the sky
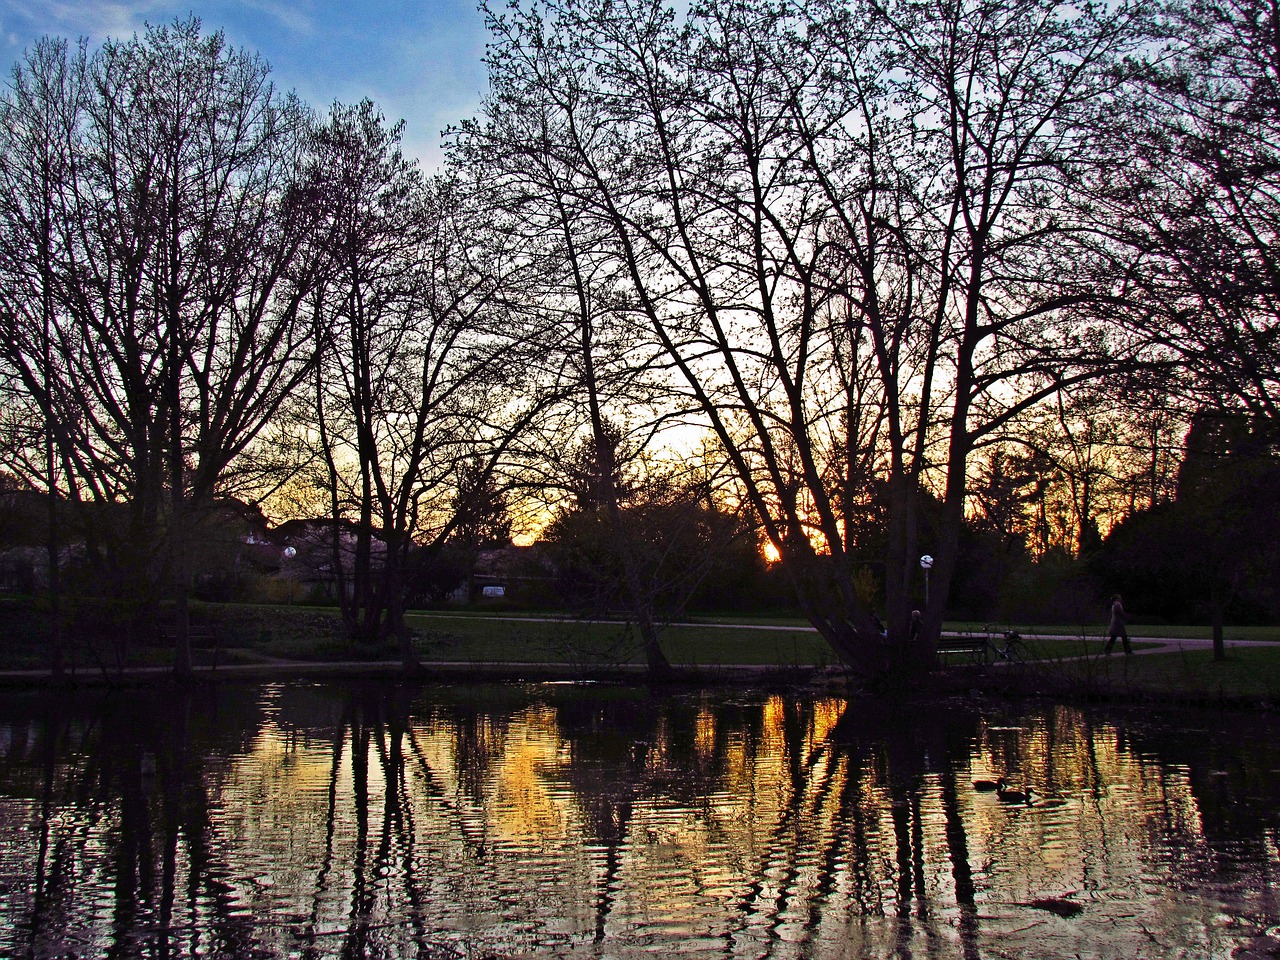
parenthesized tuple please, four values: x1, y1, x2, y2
(0, 0, 492, 171)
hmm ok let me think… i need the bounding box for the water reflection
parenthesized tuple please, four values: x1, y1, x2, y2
(0, 682, 1278, 958)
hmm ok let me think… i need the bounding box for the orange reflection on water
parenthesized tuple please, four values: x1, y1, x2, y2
(1, 685, 1278, 959)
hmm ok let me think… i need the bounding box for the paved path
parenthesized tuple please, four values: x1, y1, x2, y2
(1000, 633, 1278, 657)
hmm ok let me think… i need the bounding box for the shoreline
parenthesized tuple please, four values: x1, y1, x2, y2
(3, 652, 1277, 712)
(0, 658, 849, 689)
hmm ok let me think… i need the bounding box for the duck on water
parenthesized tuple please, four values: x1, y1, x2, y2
(973, 777, 1035, 805)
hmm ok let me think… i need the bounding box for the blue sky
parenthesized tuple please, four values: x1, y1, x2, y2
(0, 0, 492, 171)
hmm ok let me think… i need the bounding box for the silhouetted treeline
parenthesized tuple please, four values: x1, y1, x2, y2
(0, 2, 1277, 680)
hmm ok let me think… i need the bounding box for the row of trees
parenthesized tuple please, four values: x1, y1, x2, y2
(459, 0, 1278, 675)
(0, 1, 1276, 681)
(0, 23, 549, 673)
(0, 25, 325, 674)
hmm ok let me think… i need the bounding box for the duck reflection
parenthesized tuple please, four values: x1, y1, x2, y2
(2, 684, 1280, 959)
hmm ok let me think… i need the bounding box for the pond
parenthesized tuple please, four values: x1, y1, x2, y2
(0, 680, 1277, 959)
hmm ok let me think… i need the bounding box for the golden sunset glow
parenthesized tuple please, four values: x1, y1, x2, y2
(2, 684, 1272, 960)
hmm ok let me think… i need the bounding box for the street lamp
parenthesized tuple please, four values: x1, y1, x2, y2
(282, 545, 297, 604)
(920, 554, 933, 607)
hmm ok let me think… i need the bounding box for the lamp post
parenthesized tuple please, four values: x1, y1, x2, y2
(282, 545, 296, 605)
(920, 554, 933, 607)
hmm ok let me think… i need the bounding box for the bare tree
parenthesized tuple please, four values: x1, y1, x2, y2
(303, 101, 554, 666)
(472, 0, 1154, 680)
(545, 430, 747, 659)
(989, 385, 1182, 556)
(454, 95, 682, 677)
(0, 37, 84, 675)
(806, 0, 1159, 666)
(1103, 0, 1280, 423)
(0, 20, 321, 673)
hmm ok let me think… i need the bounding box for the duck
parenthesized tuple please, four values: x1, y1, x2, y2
(972, 777, 1004, 792)
(996, 781, 1035, 805)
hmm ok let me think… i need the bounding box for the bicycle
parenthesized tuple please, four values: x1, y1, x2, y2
(985, 626, 1027, 664)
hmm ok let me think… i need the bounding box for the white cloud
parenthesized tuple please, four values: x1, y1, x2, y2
(2, 0, 170, 44)
(237, 0, 314, 37)
(0, 0, 489, 170)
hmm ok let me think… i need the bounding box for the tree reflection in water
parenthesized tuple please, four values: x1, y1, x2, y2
(0, 682, 1278, 958)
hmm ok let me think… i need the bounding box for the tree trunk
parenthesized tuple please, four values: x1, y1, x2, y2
(633, 599, 671, 680)
(787, 552, 888, 680)
(44, 433, 62, 679)
(169, 380, 192, 677)
(171, 513, 194, 677)
(172, 579, 193, 676)
(383, 538, 418, 673)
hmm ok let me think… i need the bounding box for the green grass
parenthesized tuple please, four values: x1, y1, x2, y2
(669, 612, 816, 628)
(1018, 636, 1123, 659)
(1029, 644, 1280, 702)
(5, 598, 1280, 703)
(408, 612, 830, 667)
(228, 611, 1280, 702)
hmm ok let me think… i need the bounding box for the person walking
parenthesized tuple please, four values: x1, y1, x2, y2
(1104, 593, 1132, 655)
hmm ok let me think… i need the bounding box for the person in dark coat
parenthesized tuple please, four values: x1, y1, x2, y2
(1104, 593, 1132, 655)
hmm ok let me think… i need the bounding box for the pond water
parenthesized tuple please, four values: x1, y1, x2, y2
(0, 681, 1278, 959)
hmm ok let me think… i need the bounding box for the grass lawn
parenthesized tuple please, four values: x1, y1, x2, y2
(5, 598, 1279, 703)
(408, 612, 832, 667)
(1028, 644, 1280, 702)
(1017, 634, 1183, 659)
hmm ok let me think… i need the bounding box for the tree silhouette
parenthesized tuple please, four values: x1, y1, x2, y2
(0, 20, 322, 672)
